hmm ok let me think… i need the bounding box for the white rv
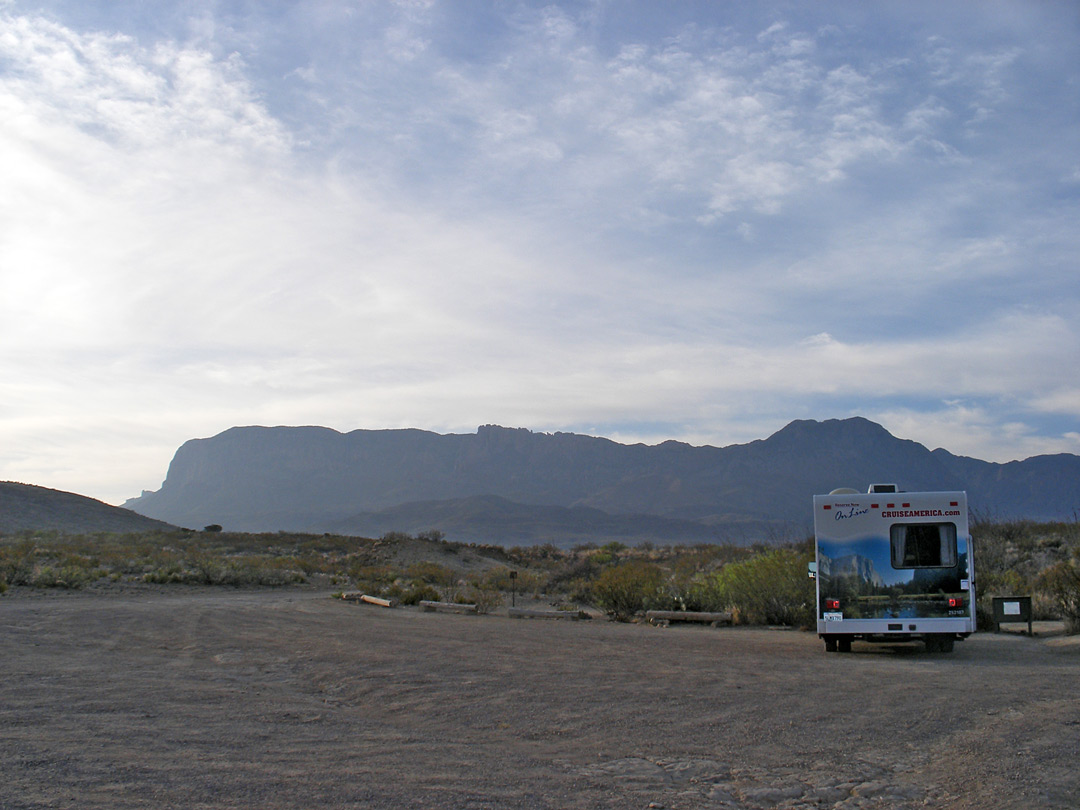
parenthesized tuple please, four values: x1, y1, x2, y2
(811, 485, 975, 653)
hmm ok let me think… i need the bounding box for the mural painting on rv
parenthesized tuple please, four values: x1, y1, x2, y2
(816, 526, 971, 620)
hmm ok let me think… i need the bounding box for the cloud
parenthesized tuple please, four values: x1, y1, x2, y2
(279, 9, 979, 232)
(871, 404, 1080, 463)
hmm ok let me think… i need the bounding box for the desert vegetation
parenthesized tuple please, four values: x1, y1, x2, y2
(971, 514, 1080, 632)
(1, 518, 1078, 631)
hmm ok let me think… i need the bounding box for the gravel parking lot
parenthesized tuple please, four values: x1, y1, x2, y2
(2, 587, 1077, 809)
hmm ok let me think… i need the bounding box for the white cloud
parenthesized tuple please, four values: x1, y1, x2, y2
(295, 11, 968, 231)
(1030, 389, 1080, 417)
(872, 405, 1080, 463)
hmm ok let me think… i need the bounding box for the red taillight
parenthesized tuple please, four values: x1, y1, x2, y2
(948, 597, 964, 608)
(825, 598, 840, 610)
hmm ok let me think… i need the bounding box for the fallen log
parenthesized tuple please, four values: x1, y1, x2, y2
(509, 607, 583, 620)
(645, 610, 732, 626)
(360, 594, 398, 608)
(419, 600, 478, 614)
(339, 592, 397, 608)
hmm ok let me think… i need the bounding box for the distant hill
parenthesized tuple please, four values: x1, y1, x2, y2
(1, 482, 176, 534)
(123, 418, 1080, 546)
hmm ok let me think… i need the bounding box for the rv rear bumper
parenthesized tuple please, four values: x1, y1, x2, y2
(817, 617, 975, 637)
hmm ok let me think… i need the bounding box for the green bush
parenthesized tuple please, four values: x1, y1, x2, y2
(143, 565, 186, 584)
(971, 517, 1075, 627)
(699, 548, 813, 626)
(467, 583, 504, 614)
(406, 561, 455, 585)
(479, 565, 543, 594)
(1039, 557, 1080, 634)
(348, 564, 397, 591)
(388, 582, 441, 606)
(592, 560, 665, 621)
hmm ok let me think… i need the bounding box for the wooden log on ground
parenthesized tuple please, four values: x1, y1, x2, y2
(508, 607, 582, 620)
(339, 592, 397, 607)
(360, 594, 398, 608)
(419, 600, 478, 614)
(645, 610, 732, 626)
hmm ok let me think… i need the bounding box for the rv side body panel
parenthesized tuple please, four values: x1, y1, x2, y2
(813, 491, 975, 642)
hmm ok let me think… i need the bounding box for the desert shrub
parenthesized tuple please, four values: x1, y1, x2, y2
(215, 560, 305, 586)
(460, 574, 505, 613)
(589, 541, 628, 566)
(25, 562, 105, 589)
(1039, 557, 1080, 634)
(143, 564, 186, 584)
(0, 541, 107, 589)
(406, 561, 455, 585)
(543, 555, 599, 596)
(0, 540, 40, 585)
(388, 582, 441, 606)
(699, 548, 813, 626)
(592, 560, 665, 621)
(186, 550, 222, 584)
(971, 518, 1078, 627)
(972, 519, 1036, 593)
(479, 565, 543, 594)
(473, 587, 503, 613)
(348, 564, 398, 591)
(142, 551, 305, 587)
(668, 545, 758, 611)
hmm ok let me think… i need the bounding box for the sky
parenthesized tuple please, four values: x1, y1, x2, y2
(2, 1, 1078, 506)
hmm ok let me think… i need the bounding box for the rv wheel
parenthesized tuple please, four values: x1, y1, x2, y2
(925, 635, 955, 653)
(824, 636, 837, 652)
(837, 638, 852, 653)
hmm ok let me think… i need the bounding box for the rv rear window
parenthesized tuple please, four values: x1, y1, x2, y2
(890, 523, 957, 568)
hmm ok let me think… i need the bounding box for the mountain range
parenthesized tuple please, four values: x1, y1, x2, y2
(123, 418, 1080, 546)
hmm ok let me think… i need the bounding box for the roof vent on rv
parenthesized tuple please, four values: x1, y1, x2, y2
(829, 488, 859, 495)
(868, 483, 898, 493)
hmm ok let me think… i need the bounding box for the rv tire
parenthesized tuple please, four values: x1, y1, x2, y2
(824, 636, 837, 652)
(925, 634, 955, 654)
(837, 637, 852, 653)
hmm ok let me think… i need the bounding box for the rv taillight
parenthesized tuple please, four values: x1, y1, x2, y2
(948, 597, 964, 609)
(825, 598, 840, 610)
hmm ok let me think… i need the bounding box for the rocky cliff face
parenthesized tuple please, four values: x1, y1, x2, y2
(124, 418, 1080, 541)
(828, 553, 886, 588)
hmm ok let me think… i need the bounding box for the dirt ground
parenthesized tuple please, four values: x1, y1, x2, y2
(2, 586, 1078, 810)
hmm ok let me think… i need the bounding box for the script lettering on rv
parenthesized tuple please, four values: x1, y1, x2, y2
(833, 506, 869, 520)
